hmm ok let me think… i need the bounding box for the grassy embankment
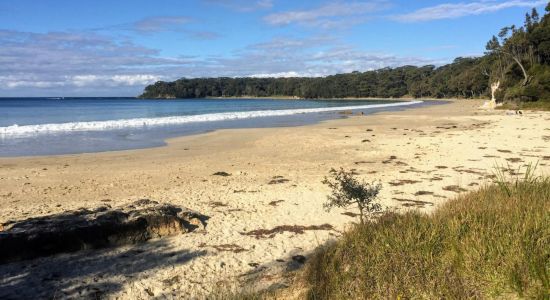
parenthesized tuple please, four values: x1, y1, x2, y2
(303, 170, 549, 299)
(229, 169, 549, 299)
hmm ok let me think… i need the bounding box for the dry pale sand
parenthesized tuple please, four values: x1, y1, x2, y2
(1, 100, 549, 299)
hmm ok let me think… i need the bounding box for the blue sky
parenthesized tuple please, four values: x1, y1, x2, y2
(0, 0, 547, 96)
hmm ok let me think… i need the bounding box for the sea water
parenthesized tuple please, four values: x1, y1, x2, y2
(0, 98, 432, 156)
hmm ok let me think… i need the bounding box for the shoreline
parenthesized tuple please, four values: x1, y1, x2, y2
(0, 99, 434, 158)
(161, 99, 443, 146)
(191, 96, 476, 101)
(1, 100, 549, 298)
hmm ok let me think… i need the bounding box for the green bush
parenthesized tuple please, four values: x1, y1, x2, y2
(322, 168, 382, 224)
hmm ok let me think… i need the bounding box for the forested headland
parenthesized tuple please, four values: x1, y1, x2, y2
(141, 4, 550, 105)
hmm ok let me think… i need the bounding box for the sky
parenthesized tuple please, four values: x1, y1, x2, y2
(0, 0, 548, 97)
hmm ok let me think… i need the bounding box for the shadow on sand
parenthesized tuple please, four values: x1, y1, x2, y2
(0, 238, 207, 299)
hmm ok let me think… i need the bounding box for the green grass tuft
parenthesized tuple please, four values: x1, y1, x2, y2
(304, 178, 550, 299)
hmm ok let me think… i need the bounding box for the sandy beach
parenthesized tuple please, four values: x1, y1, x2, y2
(1, 100, 549, 299)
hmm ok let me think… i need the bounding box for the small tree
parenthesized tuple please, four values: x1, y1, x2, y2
(322, 168, 382, 224)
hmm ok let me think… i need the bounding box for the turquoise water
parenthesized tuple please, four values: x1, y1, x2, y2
(0, 98, 431, 156)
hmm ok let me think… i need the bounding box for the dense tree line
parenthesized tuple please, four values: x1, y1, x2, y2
(140, 3, 550, 103)
(140, 58, 489, 100)
(486, 4, 550, 102)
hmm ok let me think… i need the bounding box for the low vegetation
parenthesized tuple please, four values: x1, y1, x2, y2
(322, 168, 382, 224)
(498, 100, 550, 111)
(303, 174, 549, 299)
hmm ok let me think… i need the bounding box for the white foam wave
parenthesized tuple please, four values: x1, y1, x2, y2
(0, 101, 422, 137)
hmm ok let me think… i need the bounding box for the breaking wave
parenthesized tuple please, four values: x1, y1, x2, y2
(0, 101, 422, 137)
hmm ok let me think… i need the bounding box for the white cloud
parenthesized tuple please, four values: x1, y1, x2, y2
(131, 16, 192, 33)
(1, 74, 162, 89)
(71, 75, 99, 87)
(203, 0, 274, 11)
(249, 71, 320, 78)
(94, 16, 220, 40)
(264, 1, 390, 28)
(0, 30, 189, 95)
(70, 75, 161, 87)
(111, 75, 161, 85)
(393, 0, 547, 22)
(200, 36, 445, 79)
(2, 76, 66, 89)
(256, 0, 274, 9)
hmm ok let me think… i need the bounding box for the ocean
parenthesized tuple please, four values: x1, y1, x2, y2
(0, 98, 430, 156)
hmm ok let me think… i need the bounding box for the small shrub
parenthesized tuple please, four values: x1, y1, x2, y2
(322, 168, 382, 224)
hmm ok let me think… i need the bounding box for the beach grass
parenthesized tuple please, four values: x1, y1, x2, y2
(302, 174, 549, 299)
(499, 100, 550, 111)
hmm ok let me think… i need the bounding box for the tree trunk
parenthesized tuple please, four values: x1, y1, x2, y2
(358, 203, 364, 225)
(491, 81, 500, 102)
(511, 55, 530, 86)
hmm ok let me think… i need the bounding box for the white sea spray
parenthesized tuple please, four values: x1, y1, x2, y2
(0, 101, 422, 137)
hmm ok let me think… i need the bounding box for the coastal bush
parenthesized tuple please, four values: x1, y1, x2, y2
(322, 168, 382, 224)
(501, 65, 550, 102)
(303, 177, 550, 299)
